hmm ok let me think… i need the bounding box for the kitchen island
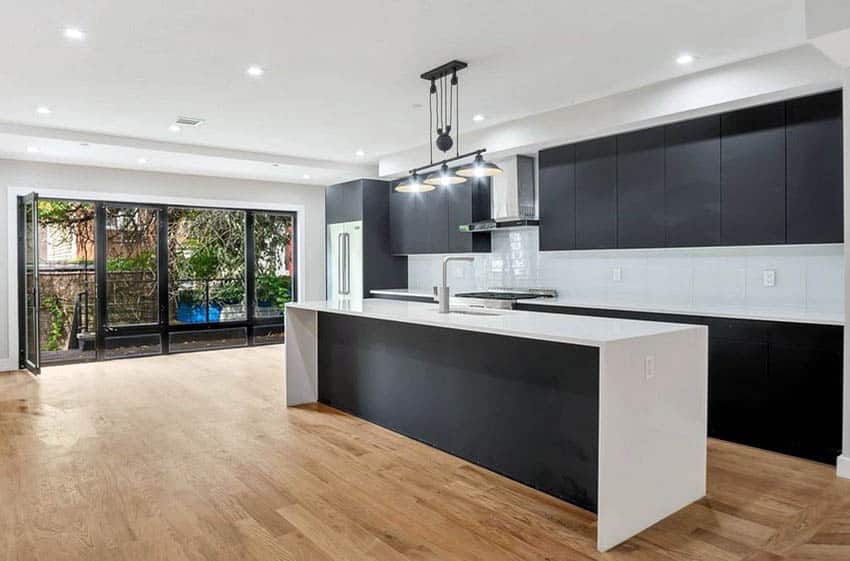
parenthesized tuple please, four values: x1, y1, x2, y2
(285, 298, 708, 551)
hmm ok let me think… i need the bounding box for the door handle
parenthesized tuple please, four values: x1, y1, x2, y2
(343, 232, 351, 295)
(337, 233, 343, 295)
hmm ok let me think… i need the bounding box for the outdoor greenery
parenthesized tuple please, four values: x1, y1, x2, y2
(42, 295, 67, 352)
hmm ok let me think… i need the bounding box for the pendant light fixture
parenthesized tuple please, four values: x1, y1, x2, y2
(394, 60, 502, 192)
(424, 162, 465, 186)
(394, 172, 434, 193)
(456, 152, 503, 178)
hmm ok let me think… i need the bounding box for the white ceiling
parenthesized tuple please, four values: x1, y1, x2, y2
(0, 0, 809, 183)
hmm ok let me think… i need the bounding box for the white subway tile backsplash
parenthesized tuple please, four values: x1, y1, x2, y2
(692, 254, 747, 310)
(404, 230, 843, 322)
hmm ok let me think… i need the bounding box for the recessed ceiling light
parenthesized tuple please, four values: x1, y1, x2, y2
(302, 174, 311, 180)
(63, 27, 85, 41)
(355, 149, 365, 157)
(473, 114, 485, 122)
(168, 124, 180, 132)
(676, 53, 695, 65)
(26, 146, 40, 154)
(36, 106, 52, 115)
(246, 65, 265, 77)
(137, 157, 148, 164)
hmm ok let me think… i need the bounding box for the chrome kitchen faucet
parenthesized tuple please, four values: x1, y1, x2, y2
(435, 256, 475, 313)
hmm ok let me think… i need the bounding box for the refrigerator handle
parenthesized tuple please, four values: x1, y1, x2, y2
(343, 232, 351, 295)
(337, 233, 343, 295)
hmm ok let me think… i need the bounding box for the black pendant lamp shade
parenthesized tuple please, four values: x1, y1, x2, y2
(456, 153, 503, 178)
(394, 172, 434, 193)
(424, 162, 466, 186)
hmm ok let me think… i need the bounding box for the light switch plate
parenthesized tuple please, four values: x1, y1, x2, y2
(763, 269, 776, 288)
(645, 355, 655, 380)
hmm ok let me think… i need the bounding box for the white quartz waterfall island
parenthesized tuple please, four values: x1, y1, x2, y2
(285, 299, 708, 551)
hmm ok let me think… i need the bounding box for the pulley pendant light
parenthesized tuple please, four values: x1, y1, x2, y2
(394, 60, 501, 192)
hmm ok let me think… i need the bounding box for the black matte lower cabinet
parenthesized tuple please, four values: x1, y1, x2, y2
(515, 302, 843, 464)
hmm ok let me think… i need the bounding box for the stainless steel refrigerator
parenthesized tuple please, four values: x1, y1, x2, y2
(327, 221, 363, 301)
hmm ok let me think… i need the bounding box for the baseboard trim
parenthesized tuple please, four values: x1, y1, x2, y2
(0, 357, 18, 373)
(838, 455, 850, 479)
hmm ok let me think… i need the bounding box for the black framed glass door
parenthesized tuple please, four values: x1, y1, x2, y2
(96, 203, 165, 359)
(18, 193, 41, 374)
(21, 196, 297, 366)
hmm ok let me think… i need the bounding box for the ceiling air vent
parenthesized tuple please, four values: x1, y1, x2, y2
(175, 116, 205, 127)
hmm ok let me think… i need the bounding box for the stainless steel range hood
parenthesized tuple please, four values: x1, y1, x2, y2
(459, 155, 538, 232)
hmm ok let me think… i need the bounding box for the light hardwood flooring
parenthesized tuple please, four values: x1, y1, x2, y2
(1, 345, 849, 561)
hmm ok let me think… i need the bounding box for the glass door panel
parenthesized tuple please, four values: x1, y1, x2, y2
(19, 193, 40, 374)
(102, 205, 162, 358)
(37, 199, 97, 364)
(252, 212, 295, 343)
(167, 207, 246, 326)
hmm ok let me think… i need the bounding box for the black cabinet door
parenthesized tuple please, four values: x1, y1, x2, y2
(665, 116, 721, 247)
(617, 127, 665, 248)
(575, 137, 617, 249)
(538, 145, 576, 251)
(326, 180, 362, 224)
(389, 183, 416, 255)
(721, 103, 786, 245)
(786, 90, 844, 244)
(768, 343, 843, 463)
(707, 338, 771, 447)
(447, 178, 491, 253)
(422, 185, 449, 254)
(448, 180, 474, 253)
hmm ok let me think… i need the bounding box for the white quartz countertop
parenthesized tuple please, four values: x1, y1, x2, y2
(287, 299, 705, 348)
(369, 289, 843, 326)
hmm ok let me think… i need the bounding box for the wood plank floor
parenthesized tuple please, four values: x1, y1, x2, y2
(1, 345, 849, 561)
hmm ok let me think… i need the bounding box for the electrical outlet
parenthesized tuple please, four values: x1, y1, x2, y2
(763, 269, 776, 288)
(612, 267, 622, 282)
(644, 355, 655, 380)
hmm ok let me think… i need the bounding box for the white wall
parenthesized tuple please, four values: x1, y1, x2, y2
(408, 231, 844, 324)
(0, 158, 326, 371)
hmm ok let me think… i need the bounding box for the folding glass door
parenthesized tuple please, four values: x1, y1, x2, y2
(18, 193, 40, 374)
(19, 196, 297, 368)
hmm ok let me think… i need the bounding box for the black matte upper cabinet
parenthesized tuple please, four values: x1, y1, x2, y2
(786, 91, 844, 244)
(538, 145, 576, 251)
(665, 116, 722, 247)
(720, 102, 787, 245)
(389, 179, 490, 255)
(575, 137, 617, 249)
(617, 127, 666, 248)
(448, 177, 492, 253)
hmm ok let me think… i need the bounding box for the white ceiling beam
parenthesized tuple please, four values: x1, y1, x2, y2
(0, 121, 377, 178)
